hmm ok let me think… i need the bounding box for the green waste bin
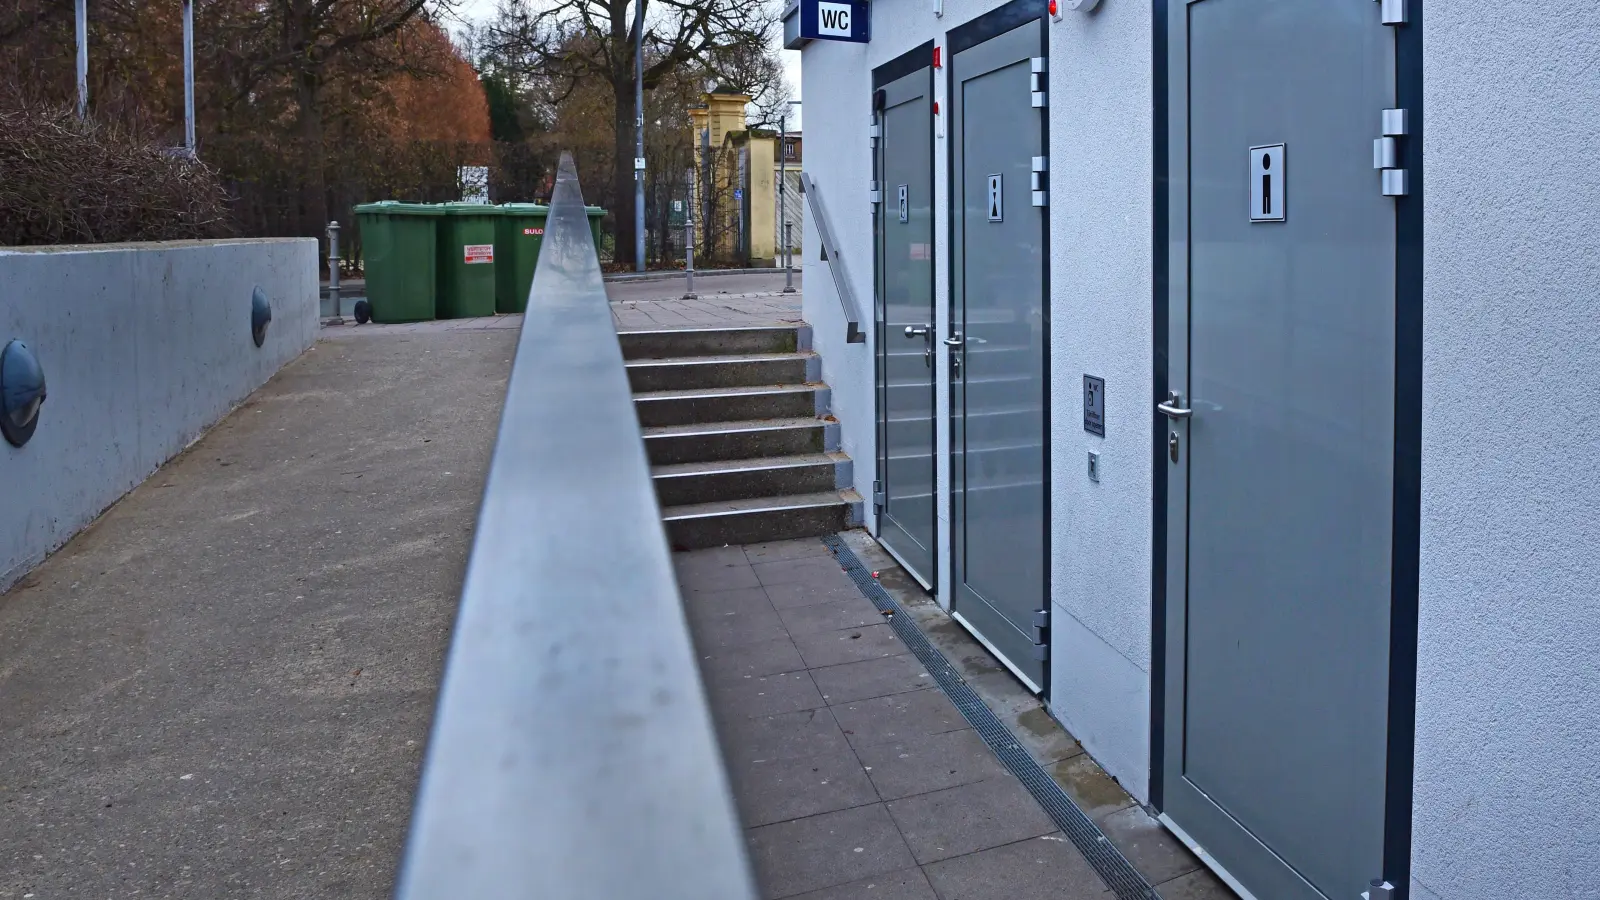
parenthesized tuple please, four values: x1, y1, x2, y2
(354, 202, 442, 323)
(585, 207, 606, 257)
(435, 203, 498, 319)
(494, 203, 549, 314)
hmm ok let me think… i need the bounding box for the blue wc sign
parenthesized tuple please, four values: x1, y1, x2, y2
(783, 0, 871, 49)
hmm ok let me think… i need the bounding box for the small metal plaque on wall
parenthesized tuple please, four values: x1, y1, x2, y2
(1083, 375, 1105, 436)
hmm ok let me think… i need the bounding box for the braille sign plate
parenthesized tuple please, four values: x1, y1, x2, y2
(1083, 375, 1105, 436)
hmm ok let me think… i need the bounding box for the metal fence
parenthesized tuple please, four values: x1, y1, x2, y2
(392, 151, 756, 900)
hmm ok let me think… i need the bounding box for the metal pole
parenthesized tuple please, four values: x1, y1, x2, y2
(75, 0, 88, 119)
(701, 127, 712, 261)
(633, 0, 646, 272)
(684, 168, 697, 300)
(780, 113, 794, 292)
(183, 0, 195, 155)
(326, 221, 342, 321)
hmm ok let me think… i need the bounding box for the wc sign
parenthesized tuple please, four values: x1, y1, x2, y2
(787, 0, 870, 44)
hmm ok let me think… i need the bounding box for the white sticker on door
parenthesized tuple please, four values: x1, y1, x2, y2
(1249, 144, 1286, 222)
(987, 174, 1003, 222)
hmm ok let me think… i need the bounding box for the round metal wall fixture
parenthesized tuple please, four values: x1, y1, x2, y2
(0, 339, 47, 448)
(1063, 0, 1102, 10)
(251, 286, 273, 348)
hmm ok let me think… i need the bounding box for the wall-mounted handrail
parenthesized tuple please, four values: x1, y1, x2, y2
(800, 172, 868, 343)
(393, 152, 757, 900)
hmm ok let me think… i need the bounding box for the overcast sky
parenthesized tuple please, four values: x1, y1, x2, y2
(447, 0, 803, 128)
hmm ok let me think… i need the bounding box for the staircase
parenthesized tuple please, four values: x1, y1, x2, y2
(619, 326, 861, 550)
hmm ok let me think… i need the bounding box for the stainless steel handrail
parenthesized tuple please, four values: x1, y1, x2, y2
(394, 152, 757, 900)
(799, 172, 868, 343)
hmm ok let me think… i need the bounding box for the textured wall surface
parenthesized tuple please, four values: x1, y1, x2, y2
(802, 0, 1155, 799)
(1413, 5, 1600, 898)
(0, 239, 319, 591)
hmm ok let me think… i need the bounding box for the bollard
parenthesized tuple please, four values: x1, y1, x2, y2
(326, 221, 344, 324)
(783, 222, 796, 293)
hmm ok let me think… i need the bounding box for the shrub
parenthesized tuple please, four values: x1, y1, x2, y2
(0, 102, 232, 246)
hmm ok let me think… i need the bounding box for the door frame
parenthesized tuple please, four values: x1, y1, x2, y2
(1147, 0, 1425, 895)
(946, 0, 1052, 697)
(873, 42, 939, 593)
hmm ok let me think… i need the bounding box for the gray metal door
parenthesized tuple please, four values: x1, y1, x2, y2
(1161, 3, 1399, 898)
(950, 19, 1047, 691)
(875, 66, 936, 589)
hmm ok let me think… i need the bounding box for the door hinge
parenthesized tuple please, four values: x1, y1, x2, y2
(1362, 881, 1396, 900)
(1031, 156, 1048, 207)
(1030, 57, 1047, 107)
(1032, 608, 1049, 643)
(869, 180, 883, 205)
(1375, 0, 1407, 25)
(1374, 108, 1410, 196)
(869, 120, 882, 146)
(873, 480, 885, 512)
(1031, 642, 1049, 662)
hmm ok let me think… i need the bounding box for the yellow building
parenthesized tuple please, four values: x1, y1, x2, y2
(688, 88, 778, 267)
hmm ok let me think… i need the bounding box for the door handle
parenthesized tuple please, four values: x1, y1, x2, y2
(944, 332, 964, 348)
(904, 325, 930, 339)
(1156, 390, 1193, 420)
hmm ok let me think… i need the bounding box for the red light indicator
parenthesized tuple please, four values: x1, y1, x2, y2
(933, 101, 940, 114)
(933, 47, 942, 68)
(1049, 0, 1058, 13)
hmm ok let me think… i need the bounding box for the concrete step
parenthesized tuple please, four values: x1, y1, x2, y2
(625, 352, 819, 393)
(618, 326, 809, 361)
(643, 418, 838, 466)
(662, 491, 861, 551)
(634, 384, 830, 428)
(652, 452, 851, 507)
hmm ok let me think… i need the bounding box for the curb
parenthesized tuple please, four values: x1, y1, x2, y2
(603, 267, 795, 284)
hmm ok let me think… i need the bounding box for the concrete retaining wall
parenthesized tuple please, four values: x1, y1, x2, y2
(0, 239, 319, 591)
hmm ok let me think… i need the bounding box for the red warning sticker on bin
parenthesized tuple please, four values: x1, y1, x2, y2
(523, 228, 544, 236)
(463, 243, 494, 264)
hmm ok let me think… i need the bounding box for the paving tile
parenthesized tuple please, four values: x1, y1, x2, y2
(778, 596, 885, 636)
(718, 706, 852, 763)
(793, 624, 910, 668)
(676, 550, 761, 592)
(833, 688, 967, 750)
(854, 728, 1009, 801)
(753, 555, 859, 589)
(698, 636, 808, 684)
(810, 654, 935, 705)
(745, 538, 833, 564)
(728, 748, 878, 828)
(885, 778, 1056, 865)
(921, 834, 1108, 900)
(1046, 754, 1135, 822)
(709, 670, 827, 719)
(1003, 703, 1085, 766)
(766, 578, 871, 609)
(746, 804, 916, 899)
(687, 598, 789, 649)
(785, 867, 937, 900)
(1152, 867, 1240, 900)
(1096, 805, 1201, 886)
(684, 585, 776, 625)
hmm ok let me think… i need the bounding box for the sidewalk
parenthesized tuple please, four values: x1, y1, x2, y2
(677, 536, 1236, 900)
(609, 270, 803, 331)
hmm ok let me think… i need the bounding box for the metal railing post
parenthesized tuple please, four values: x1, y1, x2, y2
(684, 169, 698, 300)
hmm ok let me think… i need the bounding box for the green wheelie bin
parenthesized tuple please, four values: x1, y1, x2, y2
(434, 203, 498, 319)
(494, 204, 549, 314)
(354, 202, 442, 323)
(585, 207, 606, 256)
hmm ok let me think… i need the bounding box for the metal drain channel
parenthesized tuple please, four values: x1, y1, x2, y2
(823, 535, 1160, 900)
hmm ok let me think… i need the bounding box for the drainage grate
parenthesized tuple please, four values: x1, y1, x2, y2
(823, 535, 1161, 900)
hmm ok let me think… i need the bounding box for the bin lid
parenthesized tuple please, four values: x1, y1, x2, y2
(497, 203, 550, 215)
(437, 202, 498, 216)
(352, 201, 444, 216)
(584, 207, 606, 217)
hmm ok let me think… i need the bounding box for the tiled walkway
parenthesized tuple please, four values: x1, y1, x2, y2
(607, 272, 803, 331)
(677, 540, 1117, 900)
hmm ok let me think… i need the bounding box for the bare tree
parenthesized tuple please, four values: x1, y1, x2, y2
(485, 0, 779, 267)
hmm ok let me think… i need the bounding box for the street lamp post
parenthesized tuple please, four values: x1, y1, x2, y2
(183, 0, 195, 155)
(633, 0, 646, 272)
(779, 101, 801, 293)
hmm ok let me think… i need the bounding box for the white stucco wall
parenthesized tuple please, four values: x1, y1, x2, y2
(802, 1, 1155, 800)
(1412, 5, 1600, 898)
(0, 239, 319, 592)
